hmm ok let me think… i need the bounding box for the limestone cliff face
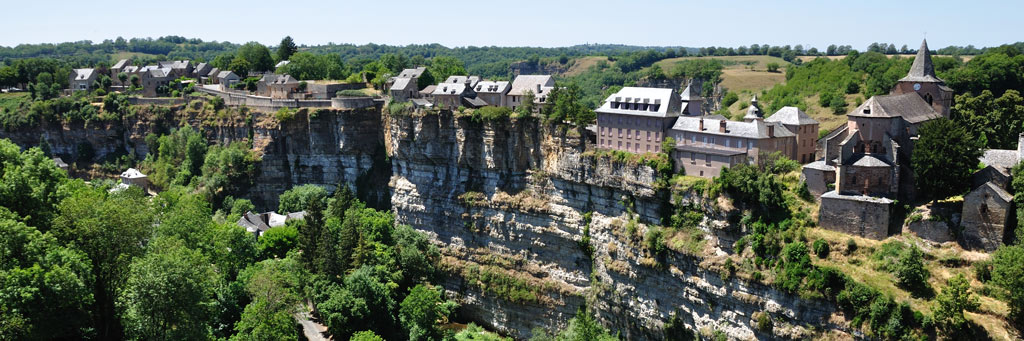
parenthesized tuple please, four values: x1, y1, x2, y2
(3, 105, 387, 210)
(387, 112, 837, 340)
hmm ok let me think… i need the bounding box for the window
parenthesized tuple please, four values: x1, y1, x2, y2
(724, 139, 730, 148)
(705, 154, 711, 166)
(702, 136, 707, 144)
(709, 137, 715, 145)
(646, 145, 651, 152)
(626, 142, 631, 150)
(647, 131, 651, 141)
(618, 128, 622, 138)
(748, 141, 754, 149)
(690, 152, 695, 164)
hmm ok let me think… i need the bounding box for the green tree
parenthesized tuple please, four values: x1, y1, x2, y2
(766, 62, 780, 72)
(278, 184, 329, 213)
(399, 284, 457, 341)
(911, 118, 983, 201)
(237, 42, 275, 73)
(0, 216, 94, 340)
(119, 237, 217, 341)
(52, 186, 155, 340)
(555, 308, 617, 341)
(228, 57, 251, 78)
(934, 273, 979, 333)
(894, 245, 930, 296)
(0, 140, 68, 228)
(233, 257, 303, 341)
(276, 36, 298, 62)
(427, 56, 466, 85)
(517, 90, 537, 117)
(259, 224, 298, 259)
(546, 82, 593, 128)
(992, 244, 1024, 326)
(351, 331, 386, 341)
(953, 90, 1024, 149)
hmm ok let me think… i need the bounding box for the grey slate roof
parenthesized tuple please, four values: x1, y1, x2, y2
(432, 83, 469, 96)
(680, 83, 702, 101)
(419, 85, 436, 95)
(261, 74, 298, 85)
(670, 116, 795, 139)
(847, 93, 941, 124)
(980, 149, 1020, 175)
(596, 87, 679, 118)
(803, 160, 834, 171)
(900, 39, 943, 83)
(121, 168, 147, 179)
(275, 60, 290, 69)
(443, 75, 480, 88)
(218, 71, 239, 80)
(194, 63, 212, 76)
(676, 144, 746, 156)
(474, 81, 510, 94)
(508, 75, 555, 96)
(391, 77, 415, 91)
(463, 96, 488, 108)
(112, 59, 130, 69)
(703, 114, 729, 120)
(397, 67, 426, 79)
(765, 106, 818, 125)
(848, 154, 892, 167)
(73, 68, 96, 80)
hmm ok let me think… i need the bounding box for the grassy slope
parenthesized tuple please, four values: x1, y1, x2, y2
(806, 228, 1014, 340)
(562, 56, 609, 77)
(0, 92, 30, 112)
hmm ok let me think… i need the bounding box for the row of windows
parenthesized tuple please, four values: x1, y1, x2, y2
(609, 101, 661, 112)
(598, 115, 662, 128)
(599, 127, 660, 141)
(598, 138, 654, 153)
(678, 133, 755, 149)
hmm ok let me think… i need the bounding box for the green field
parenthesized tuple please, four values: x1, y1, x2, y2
(654, 55, 789, 94)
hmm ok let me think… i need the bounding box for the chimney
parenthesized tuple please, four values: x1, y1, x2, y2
(699, 118, 704, 131)
(719, 120, 727, 133)
(1018, 133, 1024, 159)
(768, 125, 775, 138)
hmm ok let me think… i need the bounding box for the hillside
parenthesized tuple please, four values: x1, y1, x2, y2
(653, 55, 789, 93)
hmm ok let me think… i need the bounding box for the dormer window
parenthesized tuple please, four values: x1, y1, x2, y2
(863, 108, 871, 114)
(611, 102, 620, 109)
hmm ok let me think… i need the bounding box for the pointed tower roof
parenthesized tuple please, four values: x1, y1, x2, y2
(900, 39, 943, 83)
(743, 95, 762, 122)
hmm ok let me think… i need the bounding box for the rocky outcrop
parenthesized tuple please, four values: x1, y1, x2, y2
(387, 112, 837, 340)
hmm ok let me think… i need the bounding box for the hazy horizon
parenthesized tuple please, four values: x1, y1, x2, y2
(3, 0, 1020, 50)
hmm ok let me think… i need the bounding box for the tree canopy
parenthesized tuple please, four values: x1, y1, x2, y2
(911, 118, 984, 201)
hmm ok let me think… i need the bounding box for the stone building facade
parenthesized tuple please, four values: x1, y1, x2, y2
(595, 87, 681, 154)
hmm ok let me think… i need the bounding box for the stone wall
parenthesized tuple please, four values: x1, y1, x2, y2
(819, 191, 893, 240)
(961, 184, 1013, 251)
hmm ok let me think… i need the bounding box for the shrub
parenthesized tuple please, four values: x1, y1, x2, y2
(645, 226, 667, 259)
(722, 92, 739, 107)
(275, 107, 295, 122)
(755, 312, 773, 332)
(813, 239, 830, 259)
(846, 238, 857, 254)
(894, 245, 930, 295)
(766, 62, 780, 72)
(934, 273, 979, 333)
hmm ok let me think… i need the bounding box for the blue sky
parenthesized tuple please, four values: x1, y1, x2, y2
(4, 0, 1020, 49)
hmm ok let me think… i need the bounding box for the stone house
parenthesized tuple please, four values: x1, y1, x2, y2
(595, 87, 681, 155)
(111, 59, 131, 86)
(959, 137, 1024, 250)
(69, 68, 98, 91)
(217, 71, 240, 91)
(444, 75, 480, 88)
(139, 67, 172, 97)
(473, 81, 510, 107)
(156, 60, 194, 79)
(193, 62, 214, 82)
(257, 74, 299, 99)
(506, 75, 555, 111)
(431, 82, 473, 109)
(765, 106, 819, 163)
(668, 115, 796, 178)
(389, 77, 418, 101)
(120, 168, 150, 191)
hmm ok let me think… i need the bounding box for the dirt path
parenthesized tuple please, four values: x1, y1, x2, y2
(294, 307, 330, 341)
